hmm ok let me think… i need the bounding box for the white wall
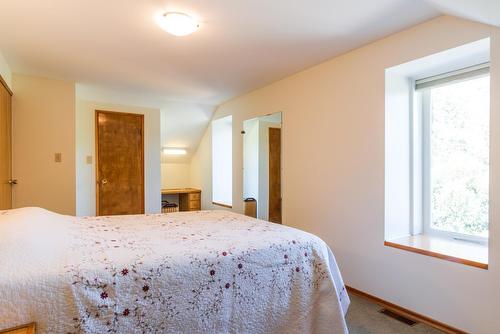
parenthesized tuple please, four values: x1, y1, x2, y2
(160, 162, 191, 207)
(12, 74, 76, 214)
(189, 16, 500, 333)
(211, 116, 233, 206)
(384, 72, 412, 240)
(161, 163, 191, 189)
(0, 52, 11, 91)
(191, 124, 220, 210)
(76, 100, 161, 216)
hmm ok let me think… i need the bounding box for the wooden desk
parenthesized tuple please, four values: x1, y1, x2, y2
(161, 188, 201, 211)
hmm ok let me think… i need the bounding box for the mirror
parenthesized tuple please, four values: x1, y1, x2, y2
(243, 112, 282, 223)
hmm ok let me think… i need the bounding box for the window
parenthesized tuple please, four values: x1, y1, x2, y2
(212, 115, 232, 207)
(417, 67, 490, 242)
(384, 38, 491, 268)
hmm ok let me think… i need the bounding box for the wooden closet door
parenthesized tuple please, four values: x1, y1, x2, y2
(0, 77, 12, 210)
(96, 111, 144, 216)
(268, 127, 281, 224)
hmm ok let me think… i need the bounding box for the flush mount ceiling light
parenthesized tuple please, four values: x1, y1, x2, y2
(163, 148, 187, 155)
(157, 12, 199, 36)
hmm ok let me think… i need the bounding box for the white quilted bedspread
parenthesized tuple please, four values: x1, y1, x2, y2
(0, 207, 349, 333)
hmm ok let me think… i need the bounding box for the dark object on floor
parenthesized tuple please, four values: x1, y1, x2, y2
(161, 201, 179, 213)
(162, 201, 178, 208)
(380, 308, 417, 326)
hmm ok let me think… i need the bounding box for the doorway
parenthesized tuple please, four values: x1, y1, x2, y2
(242, 112, 282, 223)
(0, 75, 12, 210)
(95, 110, 144, 215)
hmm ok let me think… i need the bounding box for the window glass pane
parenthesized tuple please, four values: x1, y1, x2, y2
(430, 75, 489, 237)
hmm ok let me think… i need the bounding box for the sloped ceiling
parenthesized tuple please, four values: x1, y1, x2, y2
(425, 0, 500, 27)
(0, 1, 447, 162)
(159, 101, 214, 164)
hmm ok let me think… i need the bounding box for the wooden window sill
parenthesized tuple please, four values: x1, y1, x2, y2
(385, 234, 488, 269)
(212, 202, 232, 209)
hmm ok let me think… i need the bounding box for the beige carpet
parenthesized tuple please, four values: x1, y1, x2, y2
(346, 294, 445, 334)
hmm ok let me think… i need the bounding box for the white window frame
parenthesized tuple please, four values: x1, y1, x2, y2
(415, 67, 490, 244)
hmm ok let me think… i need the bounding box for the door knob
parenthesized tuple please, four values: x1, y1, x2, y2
(101, 179, 108, 185)
(8, 179, 18, 185)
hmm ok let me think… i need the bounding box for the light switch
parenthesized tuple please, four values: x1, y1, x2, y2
(86, 155, 93, 164)
(55, 153, 62, 163)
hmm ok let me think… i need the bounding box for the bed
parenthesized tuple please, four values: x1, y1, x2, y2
(0, 207, 349, 333)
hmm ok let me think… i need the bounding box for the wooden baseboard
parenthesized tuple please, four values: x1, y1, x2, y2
(0, 322, 35, 334)
(346, 286, 468, 334)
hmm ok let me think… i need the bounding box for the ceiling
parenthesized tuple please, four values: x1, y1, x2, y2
(0, 1, 497, 162)
(425, 0, 500, 27)
(159, 101, 214, 163)
(0, 0, 441, 105)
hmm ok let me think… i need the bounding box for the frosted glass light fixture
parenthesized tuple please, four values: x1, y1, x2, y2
(157, 12, 199, 37)
(162, 148, 187, 155)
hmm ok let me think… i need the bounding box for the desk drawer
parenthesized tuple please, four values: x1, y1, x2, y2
(188, 193, 200, 201)
(189, 200, 201, 210)
(175, 190, 202, 211)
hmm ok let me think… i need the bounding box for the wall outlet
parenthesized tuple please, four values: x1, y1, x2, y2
(54, 153, 62, 163)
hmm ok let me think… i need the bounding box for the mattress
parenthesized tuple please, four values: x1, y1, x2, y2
(0, 207, 349, 333)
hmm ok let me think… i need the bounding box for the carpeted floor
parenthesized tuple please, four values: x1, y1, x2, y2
(346, 294, 445, 334)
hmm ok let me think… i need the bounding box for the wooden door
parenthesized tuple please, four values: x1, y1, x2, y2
(0, 76, 12, 210)
(96, 111, 144, 216)
(268, 127, 281, 223)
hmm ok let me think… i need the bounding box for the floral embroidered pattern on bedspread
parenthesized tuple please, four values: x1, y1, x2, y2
(0, 208, 349, 334)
